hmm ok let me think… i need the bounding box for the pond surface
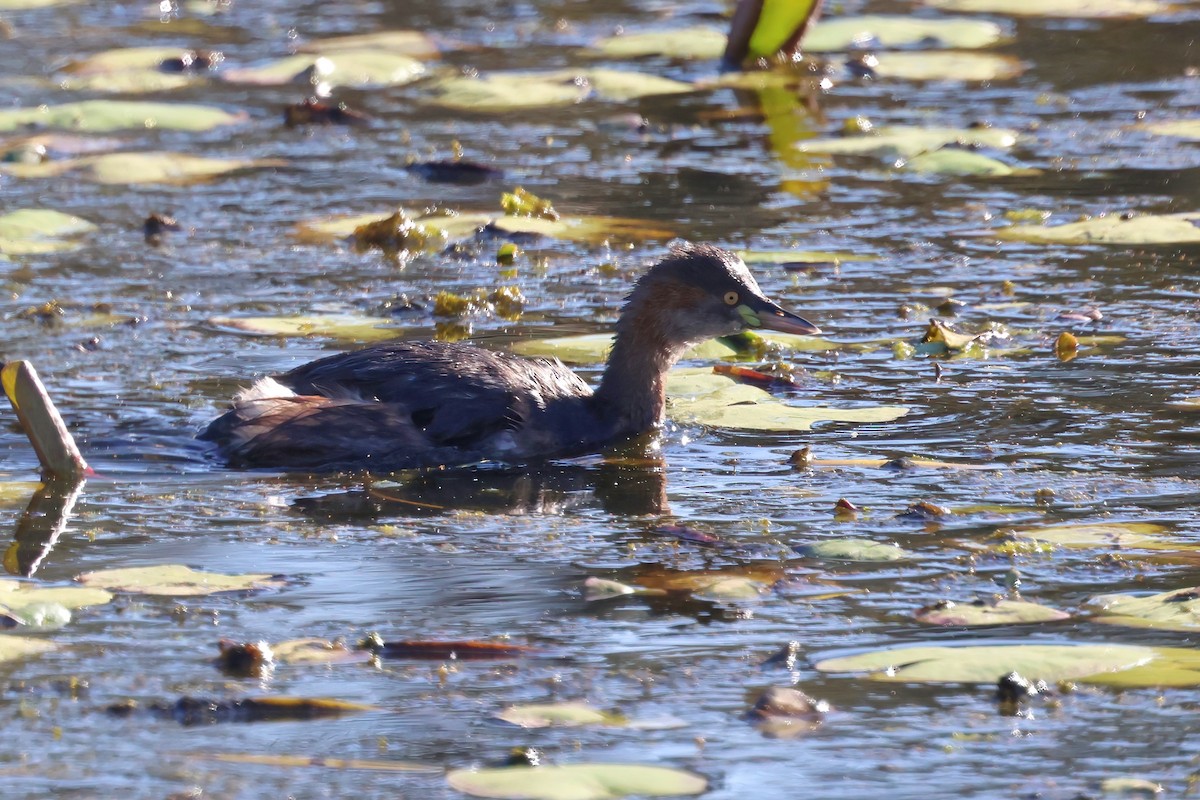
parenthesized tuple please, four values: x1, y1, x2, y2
(2, 0, 1200, 797)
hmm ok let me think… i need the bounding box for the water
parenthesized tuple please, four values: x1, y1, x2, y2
(2, 0, 1200, 797)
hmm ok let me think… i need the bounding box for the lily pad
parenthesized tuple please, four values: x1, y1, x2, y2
(1002, 522, 1166, 549)
(57, 46, 206, 93)
(796, 538, 910, 562)
(1088, 586, 1200, 632)
(916, 598, 1069, 626)
(0, 100, 244, 133)
(738, 249, 873, 265)
(428, 69, 693, 111)
(223, 51, 424, 89)
(0, 209, 96, 255)
(901, 148, 1028, 176)
(815, 643, 1200, 686)
(590, 27, 728, 60)
(205, 752, 440, 772)
(865, 51, 1026, 83)
(995, 212, 1200, 246)
(0, 0, 79, 7)
(446, 764, 707, 800)
(1142, 119, 1200, 141)
(2, 152, 285, 185)
(926, 0, 1168, 17)
(76, 565, 285, 596)
(494, 702, 623, 729)
(0, 636, 56, 663)
(582, 577, 662, 602)
(206, 315, 403, 342)
(512, 332, 836, 365)
(271, 638, 372, 665)
(0, 481, 40, 506)
(667, 369, 909, 432)
(297, 30, 442, 59)
(805, 15, 1006, 51)
(0, 578, 112, 612)
(800, 125, 1019, 159)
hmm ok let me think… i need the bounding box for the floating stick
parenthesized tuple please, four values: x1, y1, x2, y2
(1, 361, 91, 480)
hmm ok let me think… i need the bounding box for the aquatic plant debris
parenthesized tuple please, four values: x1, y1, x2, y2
(446, 763, 707, 800)
(0, 100, 244, 133)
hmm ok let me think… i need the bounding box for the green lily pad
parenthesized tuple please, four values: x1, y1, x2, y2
(446, 764, 707, 800)
(926, 0, 1168, 17)
(995, 212, 1200, 245)
(0, 578, 112, 612)
(666, 369, 909, 432)
(1000, 522, 1166, 550)
(805, 15, 1006, 51)
(2, 151, 285, 185)
(1142, 119, 1200, 141)
(494, 702, 623, 729)
(796, 538, 910, 562)
(0, 209, 96, 255)
(297, 30, 442, 59)
(0, 636, 56, 662)
(902, 148, 1029, 176)
(428, 69, 693, 111)
(916, 598, 1069, 626)
(590, 27, 728, 60)
(76, 565, 285, 596)
(57, 46, 203, 93)
(800, 125, 1019, 159)
(206, 315, 403, 342)
(1088, 586, 1200, 632)
(0, 100, 244, 133)
(223, 51, 425, 89)
(815, 643, 1198, 685)
(866, 51, 1026, 82)
(2, 602, 71, 628)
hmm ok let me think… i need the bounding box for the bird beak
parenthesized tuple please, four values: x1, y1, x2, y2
(738, 299, 821, 335)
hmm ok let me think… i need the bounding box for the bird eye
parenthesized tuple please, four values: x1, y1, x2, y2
(724, 291, 739, 306)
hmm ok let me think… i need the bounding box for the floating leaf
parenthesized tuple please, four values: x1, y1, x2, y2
(796, 538, 910, 562)
(0, 481, 40, 506)
(0, 635, 56, 663)
(223, 51, 424, 89)
(0, 0, 80, 7)
(666, 369, 908, 432)
(0, 209, 96, 255)
(1142, 119, 1200, 141)
(916, 598, 1069, 626)
(1001, 522, 1167, 550)
(738, 249, 872, 265)
(206, 315, 403, 343)
(902, 148, 1030, 176)
(77, 565, 285, 596)
(0, 578, 112, 611)
(2, 602, 71, 629)
(494, 702, 623, 729)
(799, 125, 1018, 159)
(205, 752, 440, 773)
(1088, 586, 1200, 632)
(1096, 777, 1164, 796)
(0, 100, 244, 133)
(57, 46, 207, 93)
(3, 151, 285, 185)
(805, 15, 1006, 51)
(995, 212, 1200, 246)
(428, 69, 692, 111)
(815, 643, 1185, 685)
(926, 0, 1168, 17)
(271, 638, 371, 665)
(583, 576, 660, 602)
(297, 30, 442, 59)
(865, 52, 1025, 83)
(446, 764, 707, 800)
(590, 27, 727, 60)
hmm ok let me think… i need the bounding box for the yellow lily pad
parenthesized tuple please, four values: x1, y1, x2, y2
(206, 315, 403, 342)
(428, 69, 693, 111)
(866, 51, 1026, 82)
(998, 522, 1168, 551)
(590, 27, 728, 60)
(0, 481, 40, 506)
(494, 702, 623, 729)
(926, 0, 1168, 17)
(0, 635, 57, 662)
(805, 15, 1006, 51)
(446, 764, 707, 800)
(77, 565, 285, 596)
(223, 51, 425, 89)
(2, 151, 286, 185)
(1142, 119, 1200, 141)
(0, 209, 96, 255)
(0, 100, 245, 133)
(799, 125, 1019, 159)
(738, 249, 873, 264)
(511, 332, 837, 365)
(271, 638, 372, 665)
(995, 212, 1200, 245)
(56, 46, 205, 93)
(1088, 586, 1200, 632)
(666, 369, 909, 432)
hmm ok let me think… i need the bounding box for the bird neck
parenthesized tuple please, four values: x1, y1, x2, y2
(593, 298, 689, 433)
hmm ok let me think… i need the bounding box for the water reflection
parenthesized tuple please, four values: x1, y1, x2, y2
(5, 477, 84, 578)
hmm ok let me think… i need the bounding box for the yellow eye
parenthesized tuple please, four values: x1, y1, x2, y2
(724, 291, 739, 306)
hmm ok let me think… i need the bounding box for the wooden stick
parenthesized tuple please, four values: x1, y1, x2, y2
(1, 361, 90, 480)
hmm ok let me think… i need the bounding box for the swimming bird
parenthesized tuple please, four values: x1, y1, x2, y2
(200, 243, 820, 472)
